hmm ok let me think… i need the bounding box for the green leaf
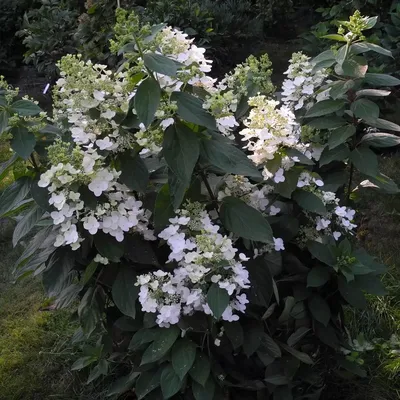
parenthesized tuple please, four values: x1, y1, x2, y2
(129, 329, 158, 351)
(87, 359, 109, 384)
(78, 287, 101, 336)
(352, 42, 392, 57)
(286, 148, 314, 165)
(30, 180, 51, 211)
(82, 260, 99, 285)
(319, 143, 350, 166)
(200, 136, 261, 178)
(135, 78, 161, 128)
(171, 339, 197, 380)
(107, 370, 139, 397)
(0, 177, 31, 217)
(274, 386, 293, 400)
(161, 364, 182, 399)
(0, 153, 18, 183)
(351, 98, 379, 120)
(276, 168, 301, 198)
(265, 375, 289, 385)
(71, 356, 96, 371)
(308, 241, 336, 266)
(364, 16, 378, 29)
(312, 49, 335, 65)
(168, 170, 187, 210)
(338, 276, 367, 309)
(11, 127, 36, 160)
(280, 342, 314, 365)
(339, 59, 368, 78)
(119, 151, 149, 193)
(112, 264, 139, 319)
(224, 321, 243, 350)
(350, 146, 378, 177)
(242, 320, 264, 357)
(94, 232, 124, 262)
(11, 99, 41, 116)
(307, 117, 347, 130)
(220, 196, 273, 243)
(12, 204, 44, 246)
(262, 333, 281, 358)
(330, 80, 354, 99)
(364, 117, 400, 132)
(309, 295, 331, 326)
(190, 352, 210, 386)
(361, 173, 400, 194)
(136, 369, 163, 400)
(144, 53, 179, 76)
(293, 190, 327, 215)
(356, 89, 391, 98)
(163, 123, 199, 186)
(287, 327, 311, 347)
(0, 110, 9, 134)
(305, 100, 346, 118)
(206, 283, 230, 320)
(328, 125, 356, 149)
(364, 73, 400, 87)
(141, 325, 180, 365)
(339, 359, 367, 378)
(171, 92, 216, 130)
(354, 275, 387, 296)
(360, 132, 400, 148)
(154, 184, 175, 228)
(192, 378, 215, 400)
(246, 257, 273, 307)
(321, 34, 347, 42)
(307, 266, 331, 288)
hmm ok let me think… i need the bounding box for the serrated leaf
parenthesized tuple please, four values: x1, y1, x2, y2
(144, 53, 179, 76)
(308, 241, 337, 266)
(364, 73, 400, 86)
(206, 283, 230, 320)
(94, 232, 124, 262)
(243, 321, 263, 357)
(350, 146, 378, 177)
(360, 132, 400, 148)
(135, 78, 161, 128)
(12, 204, 43, 247)
(280, 342, 314, 365)
(171, 339, 197, 380)
(192, 378, 215, 400)
(328, 125, 356, 149)
(321, 34, 347, 42)
(307, 117, 347, 130)
(224, 321, 243, 350)
(163, 123, 199, 186)
(305, 100, 346, 118)
(136, 369, 162, 400)
(356, 89, 391, 98)
(319, 143, 350, 166)
(200, 136, 261, 178)
(309, 295, 331, 326)
(11, 99, 41, 116)
(11, 126, 36, 160)
(364, 117, 400, 132)
(171, 92, 216, 130)
(287, 327, 311, 347)
(119, 151, 149, 193)
(351, 98, 379, 120)
(220, 196, 273, 243)
(247, 257, 273, 307)
(112, 264, 139, 319)
(161, 364, 182, 399)
(141, 325, 180, 365)
(154, 184, 175, 228)
(307, 266, 331, 287)
(293, 190, 327, 215)
(190, 352, 210, 386)
(262, 333, 281, 358)
(338, 276, 367, 309)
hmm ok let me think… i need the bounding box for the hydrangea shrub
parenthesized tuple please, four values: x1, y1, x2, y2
(1, 9, 399, 399)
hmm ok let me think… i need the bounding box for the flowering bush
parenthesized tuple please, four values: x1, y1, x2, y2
(1, 9, 400, 399)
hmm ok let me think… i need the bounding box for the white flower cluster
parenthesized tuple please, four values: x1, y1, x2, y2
(136, 204, 251, 327)
(281, 52, 328, 111)
(239, 96, 308, 182)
